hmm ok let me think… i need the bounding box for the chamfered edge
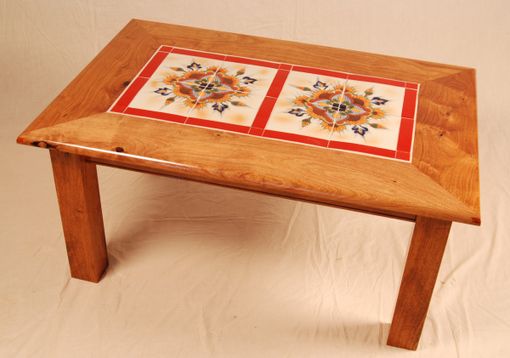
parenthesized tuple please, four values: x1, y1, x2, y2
(17, 111, 481, 226)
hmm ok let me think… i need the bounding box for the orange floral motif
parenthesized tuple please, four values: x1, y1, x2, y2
(154, 61, 257, 113)
(288, 81, 389, 136)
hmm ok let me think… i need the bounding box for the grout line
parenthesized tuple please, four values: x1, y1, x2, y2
(253, 67, 292, 128)
(183, 57, 227, 123)
(171, 45, 284, 69)
(408, 87, 419, 160)
(110, 46, 176, 114)
(327, 78, 349, 146)
(120, 79, 145, 115)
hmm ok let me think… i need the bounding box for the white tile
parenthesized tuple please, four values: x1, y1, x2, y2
(128, 52, 224, 116)
(265, 70, 347, 140)
(328, 115, 402, 150)
(187, 61, 277, 126)
(344, 79, 406, 118)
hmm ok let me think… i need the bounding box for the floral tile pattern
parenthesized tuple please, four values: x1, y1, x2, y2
(187, 60, 278, 128)
(264, 70, 349, 144)
(109, 46, 419, 161)
(126, 52, 224, 119)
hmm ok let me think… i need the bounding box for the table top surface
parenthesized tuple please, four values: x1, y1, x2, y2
(17, 19, 480, 225)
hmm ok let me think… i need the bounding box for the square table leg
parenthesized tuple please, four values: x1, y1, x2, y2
(387, 216, 452, 350)
(50, 150, 108, 283)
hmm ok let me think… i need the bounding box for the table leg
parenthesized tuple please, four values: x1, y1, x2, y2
(387, 216, 452, 350)
(50, 150, 108, 283)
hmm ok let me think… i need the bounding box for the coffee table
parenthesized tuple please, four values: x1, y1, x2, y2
(17, 19, 480, 350)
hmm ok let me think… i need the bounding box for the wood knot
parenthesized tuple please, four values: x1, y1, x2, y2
(31, 141, 53, 149)
(122, 80, 131, 87)
(114, 146, 125, 153)
(438, 131, 445, 137)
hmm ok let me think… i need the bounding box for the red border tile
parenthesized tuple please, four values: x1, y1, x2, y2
(249, 127, 264, 136)
(396, 117, 414, 153)
(347, 73, 406, 87)
(406, 82, 419, 90)
(328, 140, 396, 158)
(159, 46, 174, 53)
(172, 47, 226, 61)
(139, 51, 169, 78)
(110, 77, 149, 113)
(279, 63, 292, 71)
(266, 69, 290, 98)
(292, 65, 348, 80)
(186, 117, 250, 134)
(124, 107, 187, 123)
(396, 151, 411, 161)
(225, 55, 280, 69)
(263, 130, 329, 147)
(252, 96, 277, 129)
(401, 88, 418, 119)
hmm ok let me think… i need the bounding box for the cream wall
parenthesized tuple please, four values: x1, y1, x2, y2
(1, 1, 509, 357)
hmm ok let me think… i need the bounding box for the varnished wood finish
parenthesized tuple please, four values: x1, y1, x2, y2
(387, 217, 452, 350)
(16, 19, 481, 226)
(17, 20, 480, 349)
(22, 112, 477, 223)
(50, 150, 107, 282)
(414, 70, 480, 216)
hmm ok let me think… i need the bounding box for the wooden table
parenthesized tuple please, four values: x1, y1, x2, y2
(17, 20, 480, 350)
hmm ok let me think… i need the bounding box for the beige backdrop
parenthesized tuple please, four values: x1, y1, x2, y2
(1, 1, 509, 357)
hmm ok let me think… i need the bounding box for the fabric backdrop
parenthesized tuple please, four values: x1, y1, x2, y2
(1, 1, 509, 357)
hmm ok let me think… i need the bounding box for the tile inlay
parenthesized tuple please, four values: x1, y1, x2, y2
(109, 46, 419, 161)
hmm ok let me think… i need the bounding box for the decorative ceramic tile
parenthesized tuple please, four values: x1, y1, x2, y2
(264, 69, 349, 146)
(186, 57, 279, 129)
(110, 47, 226, 123)
(109, 46, 419, 161)
(334, 74, 418, 159)
(129, 51, 224, 119)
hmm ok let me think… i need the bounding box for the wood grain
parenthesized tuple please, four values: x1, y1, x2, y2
(413, 70, 480, 216)
(387, 216, 452, 350)
(22, 112, 478, 224)
(22, 20, 158, 133)
(50, 150, 108, 282)
(139, 20, 466, 83)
